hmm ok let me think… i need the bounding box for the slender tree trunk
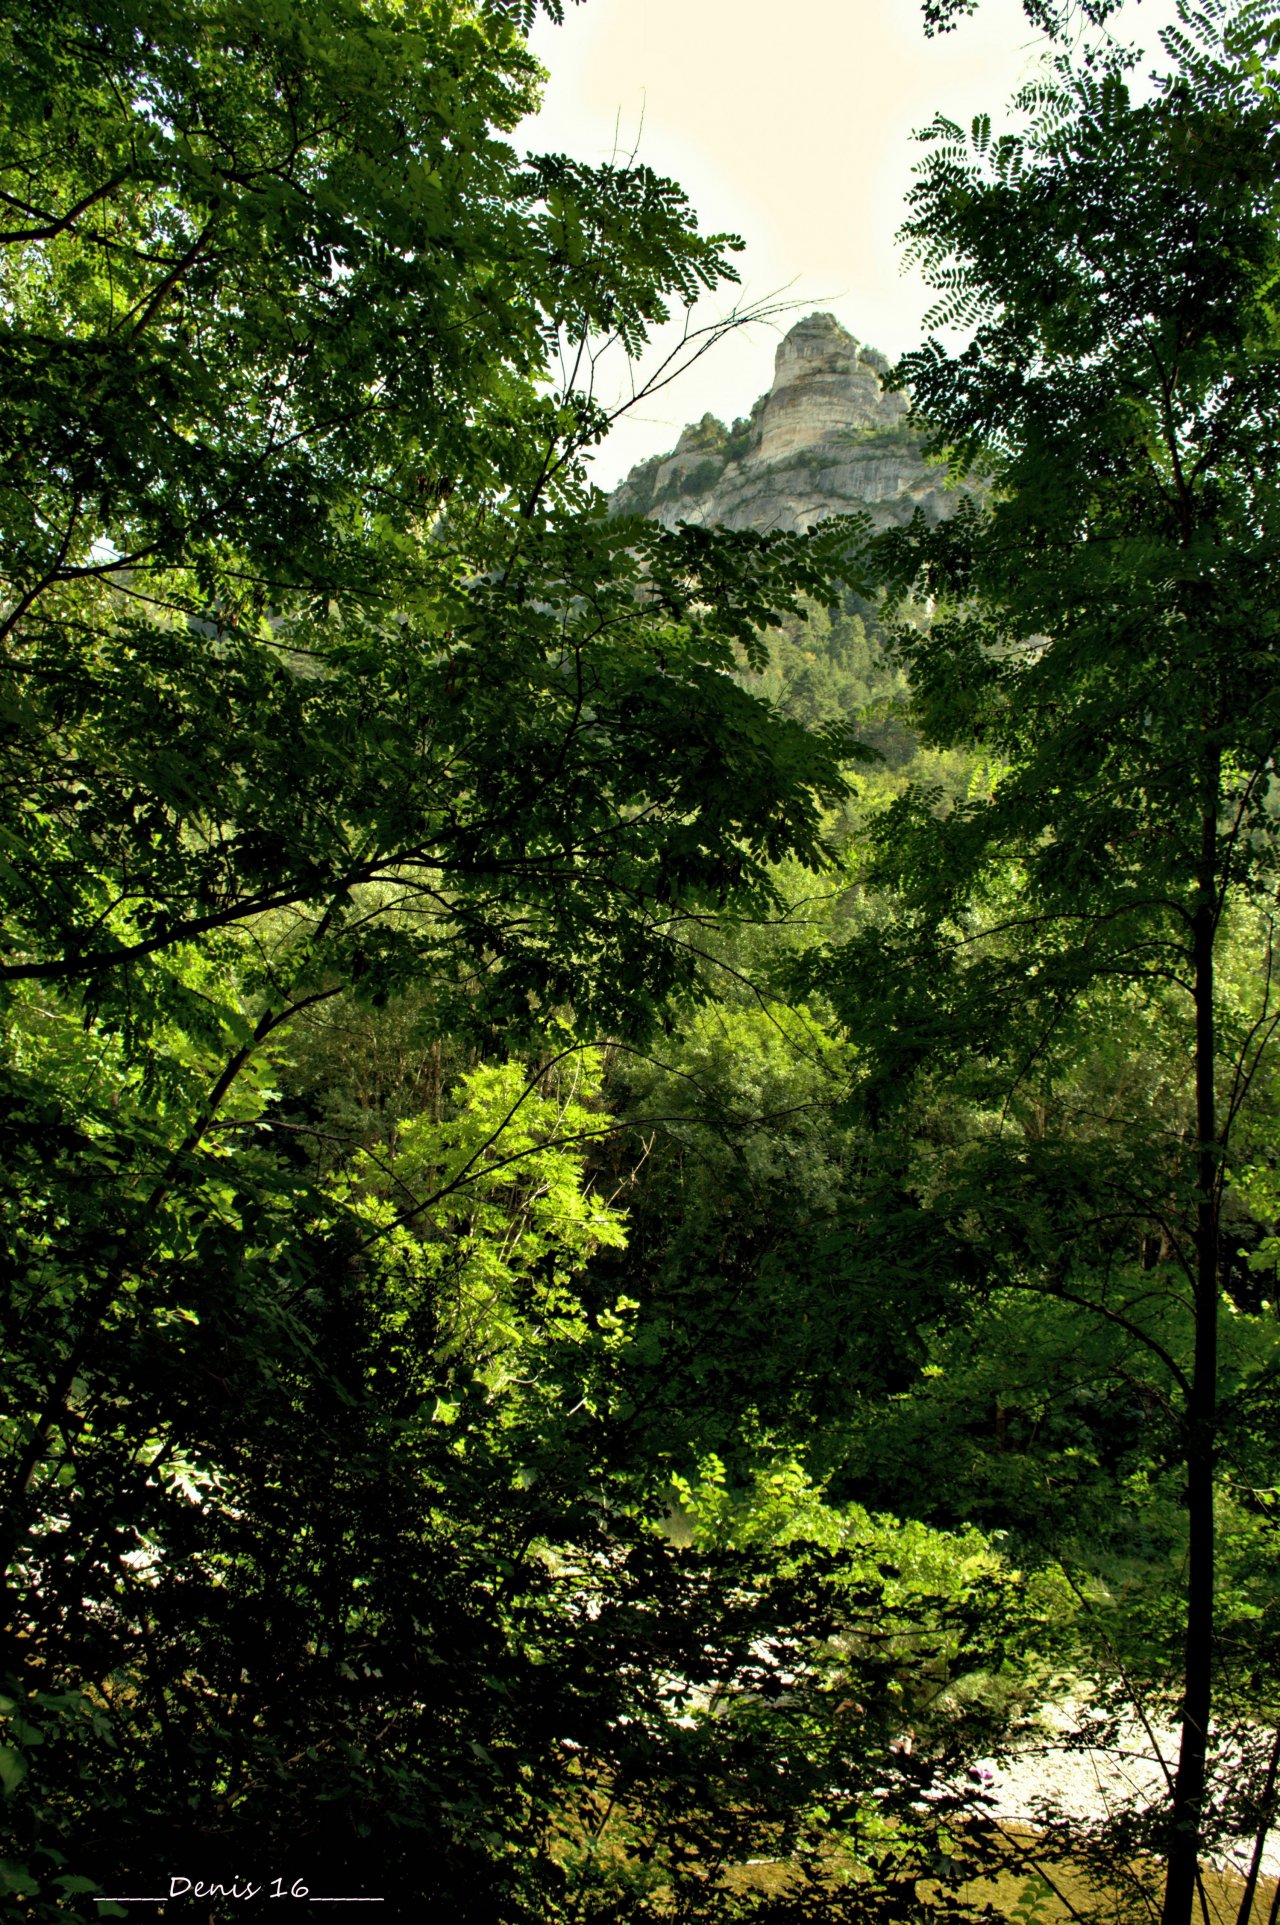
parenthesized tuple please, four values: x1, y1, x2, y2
(1161, 793, 1221, 1925)
(1234, 1723, 1280, 1925)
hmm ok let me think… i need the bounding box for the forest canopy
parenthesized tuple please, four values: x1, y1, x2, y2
(1, 2, 1279, 1923)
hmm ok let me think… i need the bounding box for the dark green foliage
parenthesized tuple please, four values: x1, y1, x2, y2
(0, 3, 901, 1915)
(0, 0, 871, 1038)
(919, 0, 1120, 37)
(9, 0, 1280, 1919)
(799, 7, 1280, 1915)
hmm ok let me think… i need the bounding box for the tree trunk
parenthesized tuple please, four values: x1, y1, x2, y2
(1234, 1722, 1280, 1925)
(1161, 799, 1221, 1925)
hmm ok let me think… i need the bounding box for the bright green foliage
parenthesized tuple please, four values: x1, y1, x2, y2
(0, 2, 881, 1916)
(748, 598, 917, 766)
(1, 990, 907, 1921)
(333, 1047, 631, 1392)
(661, 1451, 1079, 1914)
(11, 0, 1280, 1917)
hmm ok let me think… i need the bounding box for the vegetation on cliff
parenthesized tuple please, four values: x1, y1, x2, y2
(609, 315, 938, 533)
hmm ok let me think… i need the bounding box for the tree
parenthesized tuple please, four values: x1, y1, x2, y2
(0, 2, 874, 1913)
(812, 4, 1280, 1916)
(918, 0, 1121, 40)
(0, 0, 856, 1021)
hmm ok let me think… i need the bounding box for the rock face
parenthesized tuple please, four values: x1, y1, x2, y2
(609, 312, 950, 535)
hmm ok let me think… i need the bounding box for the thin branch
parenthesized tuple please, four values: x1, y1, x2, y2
(0, 172, 130, 245)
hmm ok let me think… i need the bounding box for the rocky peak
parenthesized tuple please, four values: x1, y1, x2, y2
(609, 312, 946, 537)
(752, 313, 908, 466)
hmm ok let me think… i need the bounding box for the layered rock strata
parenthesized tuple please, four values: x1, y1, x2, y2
(609, 312, 950, 535)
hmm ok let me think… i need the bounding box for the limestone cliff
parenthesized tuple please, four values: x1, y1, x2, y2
(609, 312, 949, 535)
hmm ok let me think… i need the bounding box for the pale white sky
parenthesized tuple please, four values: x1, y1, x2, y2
(519, 0, 1178, 488)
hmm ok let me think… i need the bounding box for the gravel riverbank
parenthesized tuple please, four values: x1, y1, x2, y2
(958, 1700, 1280, 1884)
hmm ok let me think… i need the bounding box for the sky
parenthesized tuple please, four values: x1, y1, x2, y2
(518, 0, 1179, 490)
